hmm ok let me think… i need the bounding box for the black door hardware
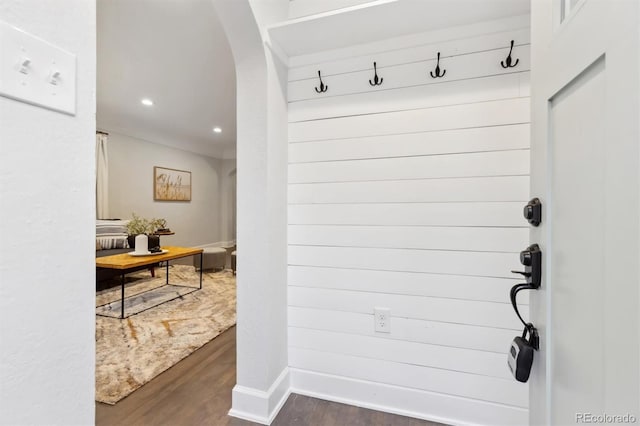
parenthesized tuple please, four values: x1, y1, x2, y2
(369, 62, 383, 86)
(501, 40, 520, 69)
(507, 244, 542, 382)
(510, 282, 536, 329)
(430, 52, 446, 78)
(508, 323, 538, 382)
(511, 244, 541, 289)
(314, 70, 328, 93)
(523, 198, 542, 226)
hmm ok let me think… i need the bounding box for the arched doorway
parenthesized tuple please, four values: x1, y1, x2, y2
(212, 0, 290, 423)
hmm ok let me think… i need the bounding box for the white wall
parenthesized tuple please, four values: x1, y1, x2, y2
(105, 131, 236, 247)
(286, 18, 531, 425)
(213, 0, 291, 423)
(0, 1, 96, 425)
(288, 0, 376, 19)
(219, 161, 237, 245)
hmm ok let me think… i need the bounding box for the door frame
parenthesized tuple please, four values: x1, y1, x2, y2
(529, 0, 640, 423)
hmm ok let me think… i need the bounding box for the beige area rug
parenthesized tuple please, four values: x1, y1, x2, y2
(95, 265, 236, 404)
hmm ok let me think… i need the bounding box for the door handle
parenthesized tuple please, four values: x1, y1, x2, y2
(509, 245, 542, 327)
(507, 245, 542, 382)
(510, 283, 534, 327)
(508, 201, 543, 382)
(511, 244, 541, 288)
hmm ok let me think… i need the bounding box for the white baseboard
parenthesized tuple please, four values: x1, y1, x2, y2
(197, 240, 236, 249)
(228, 367, 290, 425)
(289, 368, 528, 426)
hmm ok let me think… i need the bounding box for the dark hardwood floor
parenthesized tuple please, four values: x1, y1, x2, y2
(96, 326, 442, 426)
(272, 394, 441, 426)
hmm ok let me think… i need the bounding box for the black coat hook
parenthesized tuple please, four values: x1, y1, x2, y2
(369, 62, 383, 86)
(314, 70, 328, 93)
(429, 52, 446, 78)
(501, 40, 520, 68)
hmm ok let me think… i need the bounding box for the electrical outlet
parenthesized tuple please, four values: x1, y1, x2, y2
(374, 307, 391, 333)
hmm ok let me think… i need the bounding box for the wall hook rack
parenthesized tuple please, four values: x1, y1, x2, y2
(430, 52, 446, 78)
(314, 70, 328, 93)
(501, 40, 520, 68)
(369, 62, 383, 86)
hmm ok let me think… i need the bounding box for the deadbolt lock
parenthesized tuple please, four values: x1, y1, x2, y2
(523, 198, 542, 226)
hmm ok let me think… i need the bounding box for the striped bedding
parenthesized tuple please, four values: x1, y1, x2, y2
(96, 219, 129, 235)
(96, 235, 129, 250)
(96, 219, 130, 250)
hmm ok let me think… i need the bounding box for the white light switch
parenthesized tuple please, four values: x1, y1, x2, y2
(18, 57, 31, 74)
(0, 20, 76, 115)
(49, 70, 61, 85)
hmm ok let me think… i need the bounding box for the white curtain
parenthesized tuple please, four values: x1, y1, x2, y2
(96, 132, 109, 219)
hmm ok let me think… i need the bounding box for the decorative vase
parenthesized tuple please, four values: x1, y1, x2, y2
(135, 234, 148, 254)
(128, 234, 160, 250)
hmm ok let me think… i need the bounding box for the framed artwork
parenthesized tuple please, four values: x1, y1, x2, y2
(154, 166, 192, 201)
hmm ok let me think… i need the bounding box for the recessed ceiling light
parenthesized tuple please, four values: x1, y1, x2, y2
(141, 98, 154, 106)
(213, 127, 222, 133)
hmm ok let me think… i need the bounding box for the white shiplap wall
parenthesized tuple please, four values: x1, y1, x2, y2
(287, 25, 531, 425)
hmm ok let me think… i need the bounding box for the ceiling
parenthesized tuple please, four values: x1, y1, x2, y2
(97, 0, 236, 159)
(271, 0, 531, 57)
(97, 0, 529, 159)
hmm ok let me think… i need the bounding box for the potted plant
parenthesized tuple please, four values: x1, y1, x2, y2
(151, 218, 169, 233)
(126, 213, 166, 249)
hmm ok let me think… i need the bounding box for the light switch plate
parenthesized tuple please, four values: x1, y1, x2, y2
(0, 20, 76, 115)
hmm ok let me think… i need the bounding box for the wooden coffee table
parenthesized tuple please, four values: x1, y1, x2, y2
(96, 246, 204, 319)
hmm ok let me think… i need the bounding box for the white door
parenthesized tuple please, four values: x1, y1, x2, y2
(529, 0, 639, 424)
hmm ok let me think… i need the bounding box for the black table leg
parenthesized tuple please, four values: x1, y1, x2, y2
(199, 252, 203, 289)
(166, 260, 169, 286)
(121, 272, 125, 319)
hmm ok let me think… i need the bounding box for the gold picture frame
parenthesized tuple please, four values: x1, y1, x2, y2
(154, 166, 191, 201)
